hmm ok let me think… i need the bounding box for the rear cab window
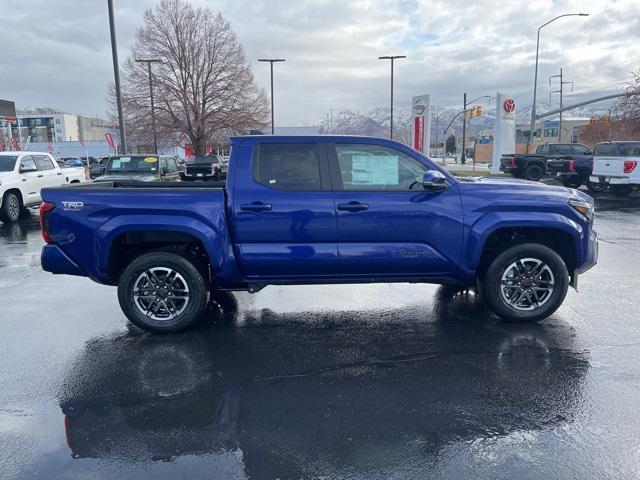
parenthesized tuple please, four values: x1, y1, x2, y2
(253, 143, 322, 191)
(594, 144, 617, 156)
(620, 143, 640, 156)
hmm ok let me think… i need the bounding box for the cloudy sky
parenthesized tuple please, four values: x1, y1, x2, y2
(0, 0, 638, 124)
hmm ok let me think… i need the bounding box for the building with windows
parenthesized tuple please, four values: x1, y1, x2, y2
(516, 118, 591, 144)
(3, 111, 115, 146)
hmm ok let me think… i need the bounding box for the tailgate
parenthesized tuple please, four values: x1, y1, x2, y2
(593, 156, 624, 176)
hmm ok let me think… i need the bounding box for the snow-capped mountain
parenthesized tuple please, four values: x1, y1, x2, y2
(316, 98, 617, 140)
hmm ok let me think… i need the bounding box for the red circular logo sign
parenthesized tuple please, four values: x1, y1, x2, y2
(503, 98, 516, 113)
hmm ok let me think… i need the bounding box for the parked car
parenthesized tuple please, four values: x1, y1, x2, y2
(590, 141, 640, 197)
(0, 151, 86, 223)
(500, 143, 592, 182)
(181, 155, 227, 181)
(95, 155, 181, 183)
(89, 157, 110, 179)
(40, 135, 598, 333)
(58, 157, 86, 168)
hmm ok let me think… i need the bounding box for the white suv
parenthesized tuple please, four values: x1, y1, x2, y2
(590, 141, 640, 197)
(0, 151, 86, 223)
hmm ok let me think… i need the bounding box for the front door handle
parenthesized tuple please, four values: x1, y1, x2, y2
(240, 202, 272, 212)
(37, 174, 44, 178)
(337, 201, 369, 212)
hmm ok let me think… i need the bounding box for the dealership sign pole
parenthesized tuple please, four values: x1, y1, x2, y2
(412, 94, 430, 155)
(491, 92, 516, 174)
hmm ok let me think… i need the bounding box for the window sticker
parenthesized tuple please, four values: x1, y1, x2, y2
(350, 155, 399, 185)
(144, 157, 158, 163)
(112, 159, 121, 168)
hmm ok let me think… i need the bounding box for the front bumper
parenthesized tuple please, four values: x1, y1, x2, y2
(576, 228, 598, 276)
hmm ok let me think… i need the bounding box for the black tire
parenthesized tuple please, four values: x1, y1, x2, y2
(611, 185, 634, 197)
(524, 164, 544, 182)
(0, 192, 22, 223)
(117, 252, 209, 333)
(561, 177, 583, 189)
(586, 179, 608, 194)
(482, 243, 569, 323)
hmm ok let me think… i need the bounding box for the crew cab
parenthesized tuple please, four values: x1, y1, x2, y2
(95, 155, 181, 183)
(590, 141, 640, 197)
(0, 151, 86, 223)
(500, 143, 592, 182)
(40, 136, 598, 333)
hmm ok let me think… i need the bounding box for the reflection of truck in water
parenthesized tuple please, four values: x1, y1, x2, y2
(59, 289, 589, 477)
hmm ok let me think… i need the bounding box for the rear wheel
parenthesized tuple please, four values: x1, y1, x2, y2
(561, 177, 583, 189)
(586, 179, 608, 194)
(524, 164, 544, 181)
(0, 192, 21, 223)
(117, 252, 209, 333)
(482, 243, 569, 323)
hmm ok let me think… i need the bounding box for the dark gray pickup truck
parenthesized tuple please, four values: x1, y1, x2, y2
(500, 143, 592, 182)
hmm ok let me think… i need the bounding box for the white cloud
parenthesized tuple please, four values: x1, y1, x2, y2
(0, 0, 637, 124)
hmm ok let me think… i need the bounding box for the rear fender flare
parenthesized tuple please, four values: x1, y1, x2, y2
(96, 215, 228, 279)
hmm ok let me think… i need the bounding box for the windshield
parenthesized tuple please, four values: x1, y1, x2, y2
(0, 156, 18, 172)
(106, 156, 159, 174)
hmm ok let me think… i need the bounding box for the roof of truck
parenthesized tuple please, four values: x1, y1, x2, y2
(229, 135, 411, 146)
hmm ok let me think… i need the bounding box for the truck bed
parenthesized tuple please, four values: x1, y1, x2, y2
(50, 180, 226, 190)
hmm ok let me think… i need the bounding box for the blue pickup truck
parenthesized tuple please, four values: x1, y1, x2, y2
(40, 135, 598, 333)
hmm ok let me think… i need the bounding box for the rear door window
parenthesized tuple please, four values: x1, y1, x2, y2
(594, 144, 617, 156)
(34, 155, 55, 171)
(253, 143, 322, 191)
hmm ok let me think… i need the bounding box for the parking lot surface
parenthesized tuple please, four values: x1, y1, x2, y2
(1, 191, 639, 480)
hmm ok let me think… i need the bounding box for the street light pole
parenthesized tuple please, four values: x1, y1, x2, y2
(107, 0, 127, 154)
(379, 55, 406, 139)
(528, 13, 589, 148)
(258, 58, 286, 134)
(135, 59, 163, 153)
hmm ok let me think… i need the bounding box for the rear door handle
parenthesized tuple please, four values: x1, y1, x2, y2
(337, 201, 369, 212)
(37, 174, 44, 178)
(240, 202, 272, 212)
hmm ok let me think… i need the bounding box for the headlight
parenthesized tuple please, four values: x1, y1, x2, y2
(568, 199, 594, 222)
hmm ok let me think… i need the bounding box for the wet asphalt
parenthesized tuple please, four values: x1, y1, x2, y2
(0, 190, 639, 480)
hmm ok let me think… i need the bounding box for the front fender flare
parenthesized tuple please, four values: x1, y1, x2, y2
(465, 212, 584, 273)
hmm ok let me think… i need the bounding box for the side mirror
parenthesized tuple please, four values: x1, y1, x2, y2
(422, 170, 448, 192)
(19, 165, 37, 173)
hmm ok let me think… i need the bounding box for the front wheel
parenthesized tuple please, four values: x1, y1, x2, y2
(561, 177, 583, 189)
(482, 243, 569, 323)
(117, 252, 209, 333)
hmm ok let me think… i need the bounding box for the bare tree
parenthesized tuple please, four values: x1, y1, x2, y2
(614, 69, 640, 135)
(110, 0, 268, 154)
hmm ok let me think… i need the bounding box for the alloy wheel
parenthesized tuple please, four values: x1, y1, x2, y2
(500, 257, 555, 311)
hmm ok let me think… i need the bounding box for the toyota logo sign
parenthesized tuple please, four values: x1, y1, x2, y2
(503, 98, 516, 113)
